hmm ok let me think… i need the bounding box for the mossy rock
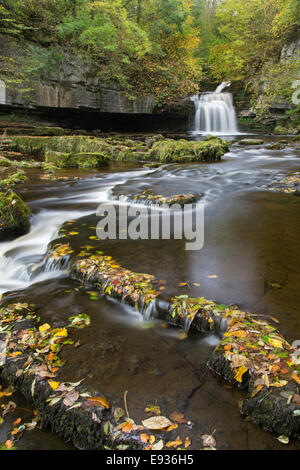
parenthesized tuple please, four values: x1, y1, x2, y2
(274, 125, 299, 136)
(0, 190, 31, 241)
(239, 139, 264, 145)
(148, 137, 229, 163)
(45, 151, 110, 168)
(266, 143, 285, 150)
(31, 127, 66, 136)
(0, 170, 28, 188)
(0, 156, 13, 167)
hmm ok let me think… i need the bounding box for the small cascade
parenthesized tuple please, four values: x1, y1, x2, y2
(191, 82, 238, 134)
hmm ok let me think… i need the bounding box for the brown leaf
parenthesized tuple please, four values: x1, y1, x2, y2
(169, 411, 187, 424)
(202, 433, 216, 448)
(292, 394, 300, 405)
(85, 396, 110, 409)
(142, 416, 172, 430)
(63, 390, 79, 408)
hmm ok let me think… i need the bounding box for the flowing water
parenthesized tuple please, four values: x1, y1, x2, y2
(1, 137, 300, 449)
(191, 82, 239, 134)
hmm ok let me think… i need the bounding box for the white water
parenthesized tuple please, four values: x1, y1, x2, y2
(191, 82, 239, 134)
(0, 169, 156, 295)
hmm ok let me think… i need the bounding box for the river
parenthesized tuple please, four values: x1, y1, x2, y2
(0, 134, 300, 449)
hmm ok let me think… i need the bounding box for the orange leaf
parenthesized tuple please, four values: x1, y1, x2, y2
(185, 437, 191, 448)
(166, 437, 183, 448)
(122, 421, 133, 433)
(140, 433, 149, 443)
(291, 373, 300, 384)
(12, 428, 18, 435)
(85, 396, 111, 409)
(13, 418, 21, 426)
(5, 440, 14, 449)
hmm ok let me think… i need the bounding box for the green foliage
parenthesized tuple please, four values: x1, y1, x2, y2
(0, 0, 299, 108)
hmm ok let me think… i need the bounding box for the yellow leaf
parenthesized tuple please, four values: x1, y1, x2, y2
(85, 396, 111, 409)
(39, 323, 51, 333)
(48, 380, 60, 391)
(291, 373, 300, 385)
(207, 275, 218, 279)
(268, 337, 283, 348)
(270, 380, 288, 387)
(53, 328, 68, 339)
(234, 365, 248, 383)
(225, 330, 247, 338)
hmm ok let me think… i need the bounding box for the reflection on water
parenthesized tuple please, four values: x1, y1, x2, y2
(0, 137, 300, 449)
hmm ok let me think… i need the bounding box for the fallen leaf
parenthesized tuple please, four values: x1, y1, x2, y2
(292, 373, 300, 385)
(166, 437, 182, 448)
(142, 416, 172, 430)
(63, 390, 79, 407)
(234, 365, 248, 383)
(85, 396, 110, 409)
(169, 411, 186, 424)
(202, 433, 216, 448)
(277, 435, 289, 444)
(122, 420, 133, 432)
(140, 433, 149, 443)
(39, 323, 51, 333)
(185, 437, 191, 448)
(48, 380, 60, 391)
(152, 440, 164, 450)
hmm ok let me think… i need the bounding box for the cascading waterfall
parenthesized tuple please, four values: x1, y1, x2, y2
(191, 82, 238, 134)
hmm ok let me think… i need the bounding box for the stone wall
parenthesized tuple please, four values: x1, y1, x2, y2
(0, 37, 155, 114)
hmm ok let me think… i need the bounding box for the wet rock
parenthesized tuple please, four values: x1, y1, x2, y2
(148, 137, 229, 163)
(266, 143, 285, 150)
(273, 125, 300, 136)
(0, 190, 31, 241)
(239, 139, 264, 145)
(45, 151, 110, 168)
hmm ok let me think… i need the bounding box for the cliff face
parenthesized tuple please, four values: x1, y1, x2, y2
(0, 37, 155, 114)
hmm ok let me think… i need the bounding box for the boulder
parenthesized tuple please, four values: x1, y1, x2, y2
(0, 190, 31, 241)
(239, 139, 264, 145)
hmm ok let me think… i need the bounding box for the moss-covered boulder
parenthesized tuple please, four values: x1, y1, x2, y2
(9, 135, 229, 165)
(45, 151, 110, 168)
(274, 125, 300, 136)
(266, 143, 286, 150)
(0, 190, 31, 241)
(239, 139, 264, 145)
(148, 137, 229, 163)
(0, 170, 28, 188)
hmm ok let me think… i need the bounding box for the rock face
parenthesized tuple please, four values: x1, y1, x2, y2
(0, 37, 155, 114)
(0, 190, 31, 241)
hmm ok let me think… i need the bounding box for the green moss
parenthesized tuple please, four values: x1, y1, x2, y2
(9, 135, 229, 165)
(239, 139, 264, 145)
(0, 171, 28, 188)
(31, 127, 66, 136)
(274, 125, 300, 136)
(0, 190, 31, 240)
(148, 137, 229, 163)
(45, 151, 110, 168)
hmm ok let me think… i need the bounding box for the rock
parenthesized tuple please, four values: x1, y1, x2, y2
(266, 143, 285, 150)
(239, 139, 264, 145)
(148, 137, 229, 163)
(0, 190, 31, 241)
(45, 151, 110, 168)
(273, 125, 300, 136)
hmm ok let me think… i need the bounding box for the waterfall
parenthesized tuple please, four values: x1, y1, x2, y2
(191, 82, 238, 134)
